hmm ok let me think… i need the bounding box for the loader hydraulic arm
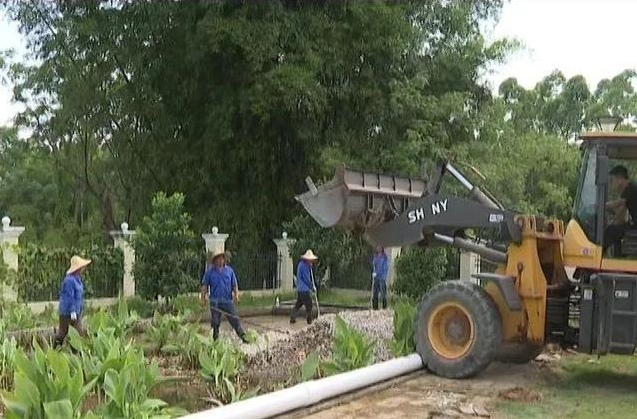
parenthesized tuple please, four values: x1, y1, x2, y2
(365, 193, 520, 248)
(296, 161, 520, 263)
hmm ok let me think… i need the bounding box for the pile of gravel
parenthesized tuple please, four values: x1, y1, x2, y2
(338, 309, 394, 362)
(241, 310, 394, 389)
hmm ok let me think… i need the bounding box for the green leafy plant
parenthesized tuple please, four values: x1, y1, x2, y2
(323, 316, 374, 375)
(171, 294, 203, 317)
(0, 319, 19, 390)
(145, 311, 184, 352)
(99, 355, 186, 418)
(199, 340, 256, 405)
(301, 351, 320, 382)
(0, 340, 97, 418)
(390, 300, 417, 356)
(67, 327, 137, 391)
(162, 323, 211, 369)
(1, 302, 36, 331)
(123, 296, 157, 319)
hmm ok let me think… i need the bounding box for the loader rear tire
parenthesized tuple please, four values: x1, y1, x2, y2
(414, 280, 502, 379)
(495, 343, 543, 364)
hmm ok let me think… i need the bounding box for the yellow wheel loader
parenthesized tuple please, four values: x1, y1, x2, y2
(296, 130, 637, 378)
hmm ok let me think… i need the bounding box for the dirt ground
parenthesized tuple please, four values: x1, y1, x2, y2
(282, 361, 546, 419)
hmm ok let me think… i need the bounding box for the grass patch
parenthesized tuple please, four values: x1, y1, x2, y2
(496, 353, 637, 418)
(318, 288, 370, 306)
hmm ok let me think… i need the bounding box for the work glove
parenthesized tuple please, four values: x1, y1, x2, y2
(372, 272, 377, 279)
(70, 312, 77, 321)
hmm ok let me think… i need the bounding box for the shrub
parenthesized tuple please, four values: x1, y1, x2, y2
(133, 192, 198, 300)
(323, 316, 374, 375)
(390, 300, 416, 356)
(16, 244, 123, 302)
(393, 247, 447, 300)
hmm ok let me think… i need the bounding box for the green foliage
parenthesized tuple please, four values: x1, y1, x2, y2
(283, 214, 367, 282)
(301, 352, 320, 382)
(323, 316, 374, 375)
(1, 301, 36, 331)
(133, 192, 197, 300)
(393, 248, 448, 300)
(15, 244, 123, 302)
(0, 318, 19, 390)
(161, 323, 211, 369)
(199, 340, 254, 405)
(0, 340, 97, 419)
(99, 354, 185, 418)
(67, 327, 138, 390)
(2, 0, 509, 251)
(145, 312, 185, 352)
(123, 296, 157, 319)
(170, 294, 204, 318)
(86, 298, 140, 340)
(390, 301, 417, 356)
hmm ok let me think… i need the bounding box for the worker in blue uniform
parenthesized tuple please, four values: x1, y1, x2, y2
(290, 249, 318, 325)
(201, 250, 248, 343)
(55, 255, 91, 347)
(372, 245, 389, 310)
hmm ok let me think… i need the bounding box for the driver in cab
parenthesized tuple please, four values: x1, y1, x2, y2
(605, 165, 637, 255)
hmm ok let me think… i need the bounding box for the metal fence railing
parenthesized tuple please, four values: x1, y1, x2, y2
(329, 253, 372, 290)
(231, 251, 281, 290)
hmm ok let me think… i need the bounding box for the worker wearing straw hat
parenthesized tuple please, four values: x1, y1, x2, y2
(201, 249, 248, 343)
(54, 255, 91, 347)
(290, 249, 318, 325)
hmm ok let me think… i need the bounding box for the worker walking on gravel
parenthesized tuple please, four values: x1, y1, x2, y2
(54, 255, 90, 348)
(290, 249, 318, 325)
(372, 245, 389, 310)
(201, 250, 249, 343)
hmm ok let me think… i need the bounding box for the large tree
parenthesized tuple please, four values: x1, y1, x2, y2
(2, 0, 506, 249)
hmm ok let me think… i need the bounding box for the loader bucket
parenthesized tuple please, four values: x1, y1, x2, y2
(295, 165, 427, 230)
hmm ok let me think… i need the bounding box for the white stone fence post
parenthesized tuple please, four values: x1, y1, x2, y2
(273, 232, 295, 291)
(110, 222, 136, 297)
(459, 250, 481, 281)
(1, 216, 25, 302)
(202, 226, 229, 256)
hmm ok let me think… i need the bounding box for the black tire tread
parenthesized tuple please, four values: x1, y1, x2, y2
(414, 280, 502, 378)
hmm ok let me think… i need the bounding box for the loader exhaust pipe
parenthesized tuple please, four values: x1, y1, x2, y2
(433, 233, 507, 265)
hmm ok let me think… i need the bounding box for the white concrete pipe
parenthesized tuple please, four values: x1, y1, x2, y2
(181, 353, 423, 419)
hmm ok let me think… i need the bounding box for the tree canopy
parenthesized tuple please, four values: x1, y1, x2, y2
(0, 0, 635, 250)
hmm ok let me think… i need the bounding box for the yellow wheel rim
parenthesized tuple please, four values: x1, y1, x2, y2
(427, 301, 475, 360)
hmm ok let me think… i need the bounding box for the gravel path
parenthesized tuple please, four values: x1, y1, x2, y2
(239, 310, 395, 390)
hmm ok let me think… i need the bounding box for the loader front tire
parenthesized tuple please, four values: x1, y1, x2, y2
(415, 280, 502, 378)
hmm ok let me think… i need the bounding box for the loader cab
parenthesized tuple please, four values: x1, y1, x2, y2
(565, 132, 637, 272)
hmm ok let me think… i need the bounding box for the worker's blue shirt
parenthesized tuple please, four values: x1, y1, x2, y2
(58, 273, 84, 316)
(373, 253, 389, 281)
(202, 265, 237, 303)
(296, 260, 313, 292)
